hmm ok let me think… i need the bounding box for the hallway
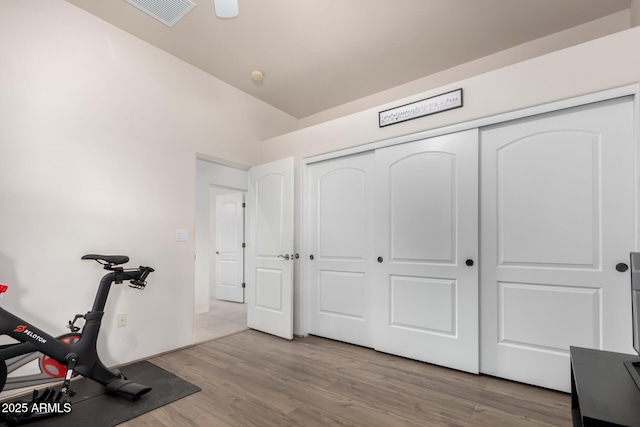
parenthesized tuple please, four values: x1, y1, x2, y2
(195, 298, 247, 343)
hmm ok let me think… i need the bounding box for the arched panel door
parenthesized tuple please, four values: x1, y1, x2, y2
(480, 97, 635, 391)
(374, 129, 479, 374)
(215, 192, 245, 303)
(247, 157, 294, 339)
(308, 152, 375, 347)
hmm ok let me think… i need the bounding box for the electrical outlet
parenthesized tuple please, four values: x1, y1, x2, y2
(117, 313, 127, 327)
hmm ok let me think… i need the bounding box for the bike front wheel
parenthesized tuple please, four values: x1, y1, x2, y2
(0, 359, 6, 391)
(40, 333, 81, 378)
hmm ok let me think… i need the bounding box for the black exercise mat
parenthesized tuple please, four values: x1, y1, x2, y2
(1, 360, 201, 426)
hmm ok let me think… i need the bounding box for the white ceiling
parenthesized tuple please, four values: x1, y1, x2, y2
(64, 0, 631, 119)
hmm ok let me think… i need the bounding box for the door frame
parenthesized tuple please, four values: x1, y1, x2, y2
(194, 155, 249, 336)
(301, 84, 640, 338)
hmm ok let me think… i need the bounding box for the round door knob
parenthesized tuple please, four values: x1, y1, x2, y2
(377, 256, 383, 263)
(465, 259, 474, 267)
(616, 263, 629, 272)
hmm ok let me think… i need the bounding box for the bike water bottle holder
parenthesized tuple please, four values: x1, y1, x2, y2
(128, 266, 153, 290)
(67, 314, 85, 333)
(128, 280, 146, 290)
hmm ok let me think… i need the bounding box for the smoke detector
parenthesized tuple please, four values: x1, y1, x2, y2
(251, 70, 264, 81)
(124, 0, 196, 27)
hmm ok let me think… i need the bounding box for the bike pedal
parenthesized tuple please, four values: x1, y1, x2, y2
(60, 386, 76, 398)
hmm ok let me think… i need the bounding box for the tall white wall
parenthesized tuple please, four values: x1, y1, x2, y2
(258, 26, 640, 334)
(0, 0, 296, 366)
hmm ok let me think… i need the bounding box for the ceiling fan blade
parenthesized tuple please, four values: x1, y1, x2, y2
(214, 0, 239, 18)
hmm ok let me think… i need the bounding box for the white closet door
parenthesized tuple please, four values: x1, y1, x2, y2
(480, 97, 635, 392)
(374, 129, 479, 373)
(308, 152, 375, 347)
(215, 192, 245, 303)
(247, 157, 294, 340)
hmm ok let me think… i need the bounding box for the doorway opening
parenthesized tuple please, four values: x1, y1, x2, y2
(195, 186, 248, 343)
(195, 157, 249, 343)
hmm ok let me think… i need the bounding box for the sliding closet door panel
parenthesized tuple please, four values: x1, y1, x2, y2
(480, 97, 635, 392)
(390, 154, 455, 262)
(374, 129, 479, 373)
(308, 152, 375, 347)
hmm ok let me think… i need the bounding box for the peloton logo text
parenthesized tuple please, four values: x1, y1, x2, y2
(14, 325, 47, 344)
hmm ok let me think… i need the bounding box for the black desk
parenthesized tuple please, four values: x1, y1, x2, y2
(571, 346, 640, 426)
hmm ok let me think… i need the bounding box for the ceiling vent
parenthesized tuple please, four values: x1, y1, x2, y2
(124, 0, 196, 27)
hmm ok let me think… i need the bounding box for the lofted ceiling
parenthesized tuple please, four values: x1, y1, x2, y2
(64, 0, 631, 120)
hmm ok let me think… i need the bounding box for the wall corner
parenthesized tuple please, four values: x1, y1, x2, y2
(632, 0, 640, 27)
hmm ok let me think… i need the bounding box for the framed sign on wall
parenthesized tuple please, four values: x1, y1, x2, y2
(379, 88, 463, 127)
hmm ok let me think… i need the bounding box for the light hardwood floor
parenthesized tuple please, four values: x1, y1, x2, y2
(195, 298, 247, 343)
(122, 330, 572, 426)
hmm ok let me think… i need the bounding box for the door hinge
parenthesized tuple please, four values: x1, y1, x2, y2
(242, 283, 246, 288)
(242, 242, 246, 248)
(242, 202, 246, 208)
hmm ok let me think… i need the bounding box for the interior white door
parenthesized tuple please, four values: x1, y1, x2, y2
(246, 157, 294, 339)
(215, 192, 245, 303)
(308, 152, 375, 347)
(374, 129, 479, 373)
(480, 97, 635, 392)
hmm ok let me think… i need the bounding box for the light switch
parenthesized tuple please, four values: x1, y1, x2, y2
(175, 229, 188, 242)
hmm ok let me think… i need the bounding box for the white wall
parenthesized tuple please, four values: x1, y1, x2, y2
(258, 26, 640, 334)
(260, 27, 640, 163)
(299, 10, 631, 128)
(0, 0, 296, 367)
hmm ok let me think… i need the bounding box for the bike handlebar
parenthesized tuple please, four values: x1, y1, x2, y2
(129, 266, 154, 289)
(83, 254, 154, 290)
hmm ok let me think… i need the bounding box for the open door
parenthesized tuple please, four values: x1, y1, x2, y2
(246, 157, 294, 339)
(214, 192, 245, 303)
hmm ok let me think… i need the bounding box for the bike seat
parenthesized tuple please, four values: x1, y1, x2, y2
(81, 254, 130, 266)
